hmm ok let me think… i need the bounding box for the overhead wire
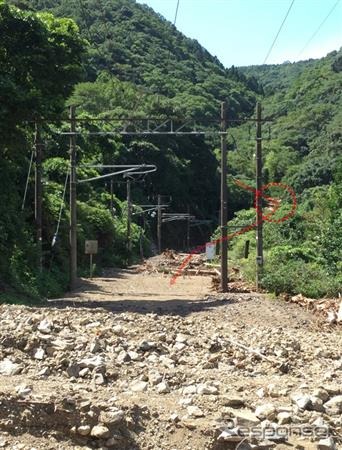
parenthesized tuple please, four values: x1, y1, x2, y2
(22, 151, 34, 211)
(51, 171, 69, 248)
(297, 0, 341, 58)
(173, 0, 180, 25)
(263, 0, 296, 64)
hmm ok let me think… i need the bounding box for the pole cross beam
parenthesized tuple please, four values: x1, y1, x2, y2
(162, 213, 195, 223)
(58, 117, 228, 137)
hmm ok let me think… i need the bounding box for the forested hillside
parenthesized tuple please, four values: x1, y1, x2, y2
(1, 0, 259, 301)
(1, 0, 341, 301)
(230, 50, 342, 297)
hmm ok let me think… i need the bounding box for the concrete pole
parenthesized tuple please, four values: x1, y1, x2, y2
(256, 102, 263, 290)
(34, 122, 43, 272)
(157, 194, 162, 253)
(220, 102, 228, 292)
(69, 106, 77, 290)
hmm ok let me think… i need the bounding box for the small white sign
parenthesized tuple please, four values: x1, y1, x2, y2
(85, 240, 98, 254)
(205, 242, 216, 260)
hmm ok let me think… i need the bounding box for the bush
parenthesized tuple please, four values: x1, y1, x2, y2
(262, 256, 341, 298)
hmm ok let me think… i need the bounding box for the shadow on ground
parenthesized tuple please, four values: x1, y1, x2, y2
(47, 296, 239, 317)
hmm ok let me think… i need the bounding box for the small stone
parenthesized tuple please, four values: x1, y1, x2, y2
(127, 351, 139, 361)
(197, 383, 218, 395)
(79, 367, 90, 377)
(139, 340, 156, 351)
(0, 359, 23, 376)
(179, 397, 193, 406)
(310, 396, 324, 412)
(321, 384, 341, 396)
(316, 437, 336, 450)
(291, 394, 312, 410)
(156, 381, 170, 393)
(256, 387, 266, 398)
(85, 321, 101, 329)
(90, 425, 110, 439)
(312, 388, 329, 402)
(327, 311, 337, 324)
(173, 342, 186, 352)
(183, 385, 197, 395)
(182, 418, 197, 429)
(99, 409, 124, 424)
(37, 367, 50, 376)
(90, 338, 101, 353)
(170, 413, 179, 422)
(117, 351, 130, 364)
(234, 410, 260, 427)
(130, 380, 148, 392)
(221, 395, 245, 407)
(33, 347, 45, 360)
(267, 384, 281, 398)
(66, 363, 80, 378)
(324, 395, 342, 415)
(255, 403, 277, 420)
(79, 355, 105, 369)
(16, 384, 32, 398)
(37, 318, 52, 333)
(94, 373, 106, 385)
(312, 416, 325, 427)
(149, 371, 162, 386)
(159, 355, 175, 368)
(112, 324, 124, 335)
(187, 405, 204, 417)
(77, 425, 91, 436)
(175, 333, 188, 343)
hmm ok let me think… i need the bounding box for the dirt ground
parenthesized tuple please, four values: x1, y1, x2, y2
(0, 260, 341, 450)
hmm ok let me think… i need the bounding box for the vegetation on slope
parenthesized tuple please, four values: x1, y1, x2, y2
(1, 0, 341, 301)
(227, 51, 342, 297)
(0, 0, 85, 300)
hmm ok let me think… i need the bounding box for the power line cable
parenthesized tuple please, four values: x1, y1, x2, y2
(173, 0, 180, 25)
(297, 0, 341, 58)
(263, 0, 296, 64)
(51, 171, 69, 248)
(22, 151, 34, 211)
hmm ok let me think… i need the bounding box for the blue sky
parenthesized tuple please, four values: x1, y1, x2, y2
(136, 0, 342, 67)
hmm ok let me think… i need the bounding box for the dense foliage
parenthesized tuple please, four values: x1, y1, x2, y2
(227, 51, 342, 297)
(0, 1, 85, 301)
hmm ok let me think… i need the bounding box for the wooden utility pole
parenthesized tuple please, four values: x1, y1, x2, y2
(126, 177, 132, 252)
(69, 106, 77, 290)
(220, 102, 228, 292)
(256, 102, 263, 290)
(157, 194, 162, 253)
(34, 122, 43, 272)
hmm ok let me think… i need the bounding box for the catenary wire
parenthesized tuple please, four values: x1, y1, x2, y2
(22, 151, 34, 211)
(263, 0, 296, 64)
(51, 171, 69, 248)
(297, 0, 341, 58)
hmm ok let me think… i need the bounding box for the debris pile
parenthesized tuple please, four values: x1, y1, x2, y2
(288, 294, 342, 326)
(0, 291, 341, 449)
(139, 250, 217, 277)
